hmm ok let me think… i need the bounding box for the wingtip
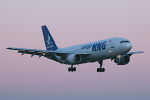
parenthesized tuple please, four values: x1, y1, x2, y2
(6, 47, 12, 49)
(139, 51, 144, 53)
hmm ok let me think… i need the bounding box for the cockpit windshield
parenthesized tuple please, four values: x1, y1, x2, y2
(120, 40, 130, 43)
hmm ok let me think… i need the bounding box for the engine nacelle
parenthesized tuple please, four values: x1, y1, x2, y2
(114, 55, 130, 65)
(66, 54, 82, 64)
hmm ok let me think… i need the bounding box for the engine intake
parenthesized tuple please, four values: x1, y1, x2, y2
(66, 54, 82, 64)
(114, 55, 130, 65)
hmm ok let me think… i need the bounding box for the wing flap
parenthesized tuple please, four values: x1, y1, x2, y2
(7, 47, 91, 58)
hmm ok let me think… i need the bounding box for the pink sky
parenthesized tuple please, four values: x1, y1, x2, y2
(0, 0, 150, 100)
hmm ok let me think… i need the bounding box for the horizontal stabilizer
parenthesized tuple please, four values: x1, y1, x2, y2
(126, 51, 144, 56)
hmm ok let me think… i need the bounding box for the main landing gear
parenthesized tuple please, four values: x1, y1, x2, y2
(68, 61, 105, 72)
(97, 60, 105, 72)
(68, 65, 76, 72)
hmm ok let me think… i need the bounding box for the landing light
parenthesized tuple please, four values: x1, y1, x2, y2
(109, 50, 111, 53)
(118, 55, 121, 58)
(43, 53, 45, 56)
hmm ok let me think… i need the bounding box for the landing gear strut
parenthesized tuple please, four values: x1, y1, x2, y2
(97, 60, 105, 72)
(68, 64, 76, 72)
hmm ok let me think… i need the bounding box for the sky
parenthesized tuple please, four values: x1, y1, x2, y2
(0, 0, 150, 100)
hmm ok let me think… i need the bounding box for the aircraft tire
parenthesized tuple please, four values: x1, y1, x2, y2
(68, 68, 71, 72)
(100, 68, 102, 72)
(102, 68, 105, 72)
(97, 68, 100, 72)
(74, 67, 76, 71)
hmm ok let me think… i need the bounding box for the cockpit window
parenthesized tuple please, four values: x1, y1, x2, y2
(120, 41, 124, 43)
(120, 40, 130, 43)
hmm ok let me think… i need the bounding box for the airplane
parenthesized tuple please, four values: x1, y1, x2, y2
(7, 25, 144, 72)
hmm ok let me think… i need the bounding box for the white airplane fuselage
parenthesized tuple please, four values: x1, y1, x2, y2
(55, 37, 132, 65)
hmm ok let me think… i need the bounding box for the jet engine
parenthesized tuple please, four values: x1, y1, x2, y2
(114, 55, 130, 65)
(66, 54, 82, 64)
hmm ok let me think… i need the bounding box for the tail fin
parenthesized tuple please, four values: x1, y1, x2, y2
(41, 25, 58, 50)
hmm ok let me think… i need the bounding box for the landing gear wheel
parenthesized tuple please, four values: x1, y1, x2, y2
(73, 67, 76, 71)
(100, 68, 102, 72)
(102, 68, 105, 72)
(97, 68, 100, 72)
(68, 68, 71, 72)
(97, 68, 105, 72)
(68, 66, 76, 72)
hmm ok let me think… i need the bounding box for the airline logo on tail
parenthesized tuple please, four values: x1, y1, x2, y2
(46, 35, 54, 50)
(46, 35, 51, 45)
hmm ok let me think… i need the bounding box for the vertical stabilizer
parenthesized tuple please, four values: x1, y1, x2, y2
(41, 25, 58, 50)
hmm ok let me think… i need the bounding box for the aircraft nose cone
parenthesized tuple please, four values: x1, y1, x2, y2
(126, 43, 132, 51)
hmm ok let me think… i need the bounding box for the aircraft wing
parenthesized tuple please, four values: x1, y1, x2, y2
(126, 51, 144, 57)
(7, 47, 91, 58)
